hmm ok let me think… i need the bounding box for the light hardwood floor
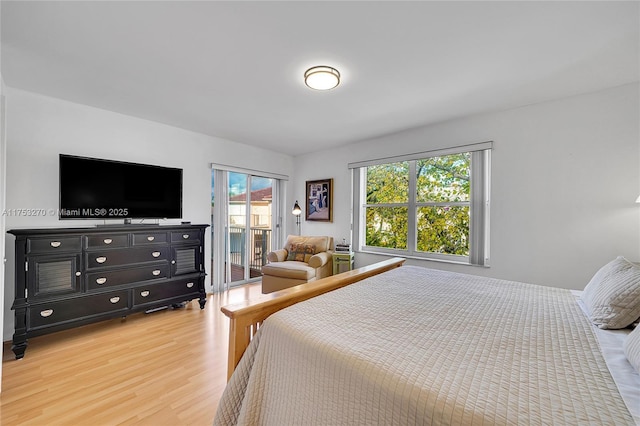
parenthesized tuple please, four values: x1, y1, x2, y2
(0, 282, 263, 426)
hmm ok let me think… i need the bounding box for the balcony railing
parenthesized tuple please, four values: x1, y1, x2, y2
(227, 226, 271, 276)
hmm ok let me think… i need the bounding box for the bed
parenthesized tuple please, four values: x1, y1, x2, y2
(215, 258, 640, 425)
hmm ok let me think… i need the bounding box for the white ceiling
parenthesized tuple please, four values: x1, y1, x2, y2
(2, 1, 638, 156)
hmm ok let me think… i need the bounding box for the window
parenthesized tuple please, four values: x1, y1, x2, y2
(351, 143, 491, 266)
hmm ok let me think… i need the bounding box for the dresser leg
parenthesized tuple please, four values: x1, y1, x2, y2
(12, 338, 27, 360)
(13, 308, 28, 359)
(198, 278, 206, 309)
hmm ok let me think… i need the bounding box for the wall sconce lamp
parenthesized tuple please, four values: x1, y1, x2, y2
(636, 195, 640, 203)
(292, 200, 302, 235)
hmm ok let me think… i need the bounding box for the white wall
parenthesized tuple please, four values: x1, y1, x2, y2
(292, 83, 640, 290)
(0, 0, 5, 385)
(2, 87, 293, 340)
(0, 74, 6, 387)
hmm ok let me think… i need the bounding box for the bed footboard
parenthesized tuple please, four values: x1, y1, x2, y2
(221, 257, 405, 380)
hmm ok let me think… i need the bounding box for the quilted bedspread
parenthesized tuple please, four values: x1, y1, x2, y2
(214, 266, 634, 425)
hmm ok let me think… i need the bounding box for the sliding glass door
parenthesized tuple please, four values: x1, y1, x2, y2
(226, 172, 274, 285)
(212, 169, 280, 291)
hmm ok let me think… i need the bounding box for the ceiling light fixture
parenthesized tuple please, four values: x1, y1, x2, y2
(304, 66, 340, 91)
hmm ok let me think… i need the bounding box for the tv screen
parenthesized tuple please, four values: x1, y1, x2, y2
(59, 154, 183, 219)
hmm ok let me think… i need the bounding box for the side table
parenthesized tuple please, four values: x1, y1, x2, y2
(332, 251, 355, 275)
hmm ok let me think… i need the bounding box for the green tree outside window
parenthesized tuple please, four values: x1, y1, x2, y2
(365, 153, 471, 256)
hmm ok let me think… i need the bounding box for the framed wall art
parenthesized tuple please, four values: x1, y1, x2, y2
(305, 178, 333, 222)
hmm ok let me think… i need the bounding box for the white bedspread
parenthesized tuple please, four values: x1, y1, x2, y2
(214, 266, 635, 425)
(572, 290, 640, 424)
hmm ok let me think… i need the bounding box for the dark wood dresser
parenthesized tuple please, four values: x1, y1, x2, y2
(8, 224, 208, 359)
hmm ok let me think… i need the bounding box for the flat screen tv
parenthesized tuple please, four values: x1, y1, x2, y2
(59, 154, 183, 220)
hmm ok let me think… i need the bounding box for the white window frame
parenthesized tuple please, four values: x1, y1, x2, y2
(350, 142, 491, 266)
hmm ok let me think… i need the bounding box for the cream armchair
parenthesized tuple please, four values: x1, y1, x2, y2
(261, 235, 334, 294)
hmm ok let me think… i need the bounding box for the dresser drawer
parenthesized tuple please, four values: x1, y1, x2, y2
(87, 264, 169, 290)
(87, 246, 169, 269)
(171, 230, 200, 244)
(28, 236, 82, 254)
(28, 290, 129, 329)
(86, 234, 129, 249)
(132, 231, 168, 246)
(133, 279, 199, 306)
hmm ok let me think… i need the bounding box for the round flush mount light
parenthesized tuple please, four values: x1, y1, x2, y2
(304, 66, 340, 90)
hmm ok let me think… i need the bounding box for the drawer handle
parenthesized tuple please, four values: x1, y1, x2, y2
(103, 238, 113, 245)
(75, 271, 81, 277)
(140, 290, 150, 297)
(182, 234, 190, 239)
(186, 282, 194, 288)
(50, 241, 61, 248)
(151, 251, 161, 258)
(96, 256, 107, 264)
(171, 260, 176, 265)
(147, 236, 155, 242)
(152, 270, 161, 276)
(40, 309, 54, 317)
(109, 297, 120, 304)
(96, 277, 107, 285)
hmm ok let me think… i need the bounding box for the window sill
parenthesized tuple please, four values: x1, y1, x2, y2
(357, 249, 490, 268)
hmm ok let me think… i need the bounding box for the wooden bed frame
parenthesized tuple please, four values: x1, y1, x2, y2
(220, 257, 406, 379)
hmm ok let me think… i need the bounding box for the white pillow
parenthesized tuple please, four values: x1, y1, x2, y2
(624, 326, 640, 373)
(581, 256, 640, 329)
